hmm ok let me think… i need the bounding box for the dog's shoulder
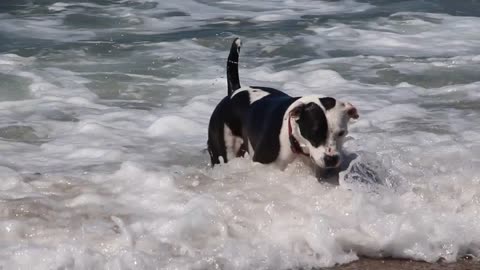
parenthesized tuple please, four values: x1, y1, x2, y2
(247, 95, 299, 164)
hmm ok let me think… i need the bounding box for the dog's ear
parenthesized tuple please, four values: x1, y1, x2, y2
(345, 102, 359, 119)
(290, 104, 304, 120)
(290, 102, 318, 120)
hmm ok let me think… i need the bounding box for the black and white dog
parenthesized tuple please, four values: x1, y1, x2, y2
(207, 38, 359, 175)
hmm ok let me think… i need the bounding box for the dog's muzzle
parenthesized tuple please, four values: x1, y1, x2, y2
(324, 154, 340, 168)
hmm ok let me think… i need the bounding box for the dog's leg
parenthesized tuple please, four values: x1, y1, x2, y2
(224, 124, 244, 161)
(207, 140, 224, 166)
(237, 141, 248, 157)
(207, 114, 228, 167)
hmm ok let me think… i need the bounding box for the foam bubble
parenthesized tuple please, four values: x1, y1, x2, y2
(48, 2, 69, 12)
(147, 115, 203, 137)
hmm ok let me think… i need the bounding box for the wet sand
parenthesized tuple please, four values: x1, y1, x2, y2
(327, 258, 479, 270)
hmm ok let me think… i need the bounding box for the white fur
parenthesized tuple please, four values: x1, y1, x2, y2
(230, 86, 250, 98)
(224, 124, 243, 161)
(230, 87, 271, 104)
(235, 38, 242, 51)
(248, 141, 255, 158)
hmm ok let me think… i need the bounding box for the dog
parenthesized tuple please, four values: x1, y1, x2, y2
(207, 38, 359, 175)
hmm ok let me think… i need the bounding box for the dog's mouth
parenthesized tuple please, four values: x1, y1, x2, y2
(322, 163, 340, 169)
(325, 163, 341, 169)
(310, 156, 342, 169)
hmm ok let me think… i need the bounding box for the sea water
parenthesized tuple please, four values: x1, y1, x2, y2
(1, 0, 480, 269)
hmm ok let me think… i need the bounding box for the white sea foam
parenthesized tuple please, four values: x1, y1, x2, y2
(306, 12, 480, 57)
(1, 0, 480, 269)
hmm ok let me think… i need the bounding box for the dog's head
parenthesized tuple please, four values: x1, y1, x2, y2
(290, 96, 359, 169)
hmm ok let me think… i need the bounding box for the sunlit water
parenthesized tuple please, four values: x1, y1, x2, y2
(1, 0, 480, 269)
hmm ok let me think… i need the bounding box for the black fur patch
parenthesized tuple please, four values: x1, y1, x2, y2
(228, 91, 250, 136)
(227, 38, 241, 96)
(247, 96, 299, 164)
(296, 103, 328, 147)
(207, 97, 230, 165)
(320, 97, 336, 111)
(250, 86, 287, 97)
(207, 91, 250, 166)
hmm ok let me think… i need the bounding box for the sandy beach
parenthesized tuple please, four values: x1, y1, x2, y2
(329, 258, 479, 270)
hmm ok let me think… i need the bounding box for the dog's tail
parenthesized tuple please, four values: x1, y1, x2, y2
(227, 38, 241, 96)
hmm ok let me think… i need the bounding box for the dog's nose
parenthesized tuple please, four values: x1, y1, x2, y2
(324, 154, 340, 168)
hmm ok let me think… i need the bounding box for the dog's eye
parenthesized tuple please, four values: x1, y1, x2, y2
(337, 130, 346, 137)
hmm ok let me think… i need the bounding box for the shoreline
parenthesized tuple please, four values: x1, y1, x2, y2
(327, 258, 479, 270)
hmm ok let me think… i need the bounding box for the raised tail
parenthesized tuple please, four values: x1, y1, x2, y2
(227, 38, 241, 96)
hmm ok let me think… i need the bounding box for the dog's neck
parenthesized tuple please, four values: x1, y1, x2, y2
(288, 117, 309, 157)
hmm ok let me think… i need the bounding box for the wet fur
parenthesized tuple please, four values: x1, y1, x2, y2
(207, 38, 358, 172)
